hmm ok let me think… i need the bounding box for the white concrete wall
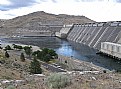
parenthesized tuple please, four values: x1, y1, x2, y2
(55, 25, 73, 38)
(100, 42, 121, 58)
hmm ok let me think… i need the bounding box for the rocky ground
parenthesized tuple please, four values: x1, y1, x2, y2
(0, 43, 121, 89)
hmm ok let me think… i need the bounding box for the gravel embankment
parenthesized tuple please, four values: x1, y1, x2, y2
(58, 55, 110, 72)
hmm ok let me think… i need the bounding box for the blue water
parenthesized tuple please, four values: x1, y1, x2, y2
(2, 37, 121, 70)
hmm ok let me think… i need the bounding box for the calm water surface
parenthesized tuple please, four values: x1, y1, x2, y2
(2, 37, 121, 70)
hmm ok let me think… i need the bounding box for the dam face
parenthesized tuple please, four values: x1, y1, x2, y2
(67, 22, 121, 50)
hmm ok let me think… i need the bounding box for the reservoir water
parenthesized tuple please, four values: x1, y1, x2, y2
(2, 37, 121, 70)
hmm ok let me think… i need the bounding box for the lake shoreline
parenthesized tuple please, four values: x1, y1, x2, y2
(58, 55, 110, 72)
(0, 42, 110, 72)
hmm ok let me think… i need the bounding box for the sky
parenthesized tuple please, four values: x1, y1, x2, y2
(0, 0, 121, 22)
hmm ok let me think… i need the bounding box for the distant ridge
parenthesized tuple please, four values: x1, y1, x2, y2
(0, 11, 95, 27)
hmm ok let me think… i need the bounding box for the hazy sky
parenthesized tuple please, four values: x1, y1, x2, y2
(0, 0, 121, 22)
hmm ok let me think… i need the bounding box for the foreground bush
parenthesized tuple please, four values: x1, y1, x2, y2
(46, 73, 71, 89)
(5, 85, 15, 89)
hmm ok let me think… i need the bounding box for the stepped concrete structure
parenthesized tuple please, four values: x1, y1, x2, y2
(67, 21, 121, 50)
(0, 25, 63, 37)
(55, 25, 73, 38)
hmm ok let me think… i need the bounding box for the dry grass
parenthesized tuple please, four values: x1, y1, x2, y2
(0, 48, 121, 89)
(12, 72, 121, 89)
(0, 49, 30, 80)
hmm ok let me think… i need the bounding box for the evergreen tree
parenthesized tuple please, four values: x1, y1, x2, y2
(43, 54, 51, 62)
(32, 50, 40, 57)
(20, 53, 25, 62)
(42, 48, 49, 54)
(48, 49, 57, 57)
(24, 46, 32, 58)
(5, 45, 12, 50)
(12, 44, 16, 49)
(17, 45, 23, 50)
(29, 58, 42, 74)
(32, 48, 58, 63)
(5, 51, 10, 58)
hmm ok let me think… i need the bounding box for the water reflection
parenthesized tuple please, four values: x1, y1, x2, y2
(56, 41, 88, 60)
(2, 37, 121, 70)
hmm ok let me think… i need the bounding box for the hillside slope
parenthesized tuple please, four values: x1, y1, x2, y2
(0, 11, 95, 37)
(1, 11, 95, 27)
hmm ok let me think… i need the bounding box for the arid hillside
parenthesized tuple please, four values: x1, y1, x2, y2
(0, 11, 94, 27)
(0, 44, 121, 89)
(0, 11, 95, 37)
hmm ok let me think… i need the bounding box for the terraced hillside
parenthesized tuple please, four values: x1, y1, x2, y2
(0, 11, 94, 37)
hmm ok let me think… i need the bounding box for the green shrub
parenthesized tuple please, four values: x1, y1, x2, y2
(29, 58, 42, 74)
(5, 45, 12, 50)
(103, 70, 106, 73)
(23, 46, 32, 57)
(5, 51, 10, 58)
(13, 44, 22, 50)
(34, 48, 58, 62)
(20, 53, 25, 62)
(46, 73, 71, 89)
(5, 85, 15, 89)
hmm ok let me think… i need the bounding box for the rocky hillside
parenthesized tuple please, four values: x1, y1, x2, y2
(0, 11, 95, 37)
(0, 11, 94, 27)
(0, 44, 121, 89)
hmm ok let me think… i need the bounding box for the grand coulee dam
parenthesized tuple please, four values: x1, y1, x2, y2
(0, 11, 121, 60)
(57, 21, 121, 59)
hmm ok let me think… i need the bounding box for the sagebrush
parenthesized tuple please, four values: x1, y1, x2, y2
(46, 73, 71, 89)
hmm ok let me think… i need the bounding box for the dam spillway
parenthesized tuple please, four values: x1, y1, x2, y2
(67, 22, 121, 50)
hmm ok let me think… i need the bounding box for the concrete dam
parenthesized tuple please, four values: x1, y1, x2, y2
(66, 21, 121, 50)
